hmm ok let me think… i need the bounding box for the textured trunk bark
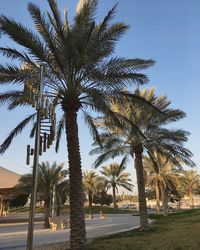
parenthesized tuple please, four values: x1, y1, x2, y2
(155, 184, 160, 214)
(88, 191, 93, 219)
(178, 200, 181, 210)
(160, 184, 168, 216)
(43, 199, 50, 228)
(56, 197, 61, 217)
(0, 196, 3, 217)
(112, 185, 117, 209)
(189, 189, 194, 208)
(65, 111, 86, 250)
(134, 151, 149, 230)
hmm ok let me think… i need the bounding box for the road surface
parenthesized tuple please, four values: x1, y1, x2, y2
(0, 214, 139, 249)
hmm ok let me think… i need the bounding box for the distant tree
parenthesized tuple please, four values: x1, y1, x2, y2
(55, 179, 69, 216)
(145, 189, 156, 201)
(101, 163, 133, 209)
(91, 87, 194, 229)
(93, 191, 113, 206)
(167, 185, 183, 204)
(180, 170, 200, 208)
(9, 194, 29, 208)
(146, 186, 183, 208)
(144, 154, 181, 215)
(15, 162, 68, 228)
(83, 171, 100, 219)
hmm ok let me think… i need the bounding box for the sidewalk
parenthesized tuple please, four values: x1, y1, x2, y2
(0, 214, 140, 250)
(0, 215, 108, 238)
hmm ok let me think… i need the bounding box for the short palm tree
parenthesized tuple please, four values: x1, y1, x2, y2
(83, 170, 100, 219)
(180, 170, 200, 208)
(55, 178, 69, 217)
(144, 154, 181, 215)
(0, 1, 154, 248)
(15, 161, 68, 228)
(91, 88, 194, 230)
(101, 163, 133, 208)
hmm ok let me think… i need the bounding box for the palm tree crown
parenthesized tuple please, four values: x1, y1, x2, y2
(101, 163, 133, 208)
(83, 170, 101, 218)
(144, 153, 181, 214)
(180, 170, 200, 208)
(0, 1, 154, 248)
(15, 161, 68, 228)
(91, 88, 193, 166)
(90, 87, 194, 229)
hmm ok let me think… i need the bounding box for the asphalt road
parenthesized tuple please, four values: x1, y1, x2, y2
(0, 214, 139, 250)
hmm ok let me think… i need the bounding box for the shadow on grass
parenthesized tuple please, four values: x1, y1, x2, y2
(88, 209, 200, 250)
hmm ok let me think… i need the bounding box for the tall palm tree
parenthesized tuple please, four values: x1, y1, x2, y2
(0, 1, 154, 248)
(15, 161, 68, 228)
(90, 88, 194, 230)
(83, 170, 100, 219)
(144, 154, 181, 215)
(101, 163, 133, 208)
(0, 0, 154, 246)
(180, 170, 200, 208)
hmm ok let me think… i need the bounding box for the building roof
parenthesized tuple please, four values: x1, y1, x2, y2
(0, 166, 21, 189)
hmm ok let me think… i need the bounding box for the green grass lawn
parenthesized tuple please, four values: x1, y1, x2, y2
(62, 205, 136, 215)
(10, 205, 135, 215)
(88, 209, 200, 250)
(10, 206, 44, 213)
(84, 205, 135, 214)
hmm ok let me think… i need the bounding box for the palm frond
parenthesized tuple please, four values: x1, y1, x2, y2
(55, 115, 65, 153)
(0, 15, 48, 62)
(82, 111, 102, 146)
(30, 121, 37, 138)
(0, 47, 36, 66)
(98, 4, 118, 34)
(0, 64, 26, 85)
(0, 90, 24, 106)
(0, 113, 36, 154)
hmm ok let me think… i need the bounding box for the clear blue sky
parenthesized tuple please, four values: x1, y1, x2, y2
(0, 0, 200, 192)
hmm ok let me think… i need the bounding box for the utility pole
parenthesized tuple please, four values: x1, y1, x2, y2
(26, 65, 45, 250)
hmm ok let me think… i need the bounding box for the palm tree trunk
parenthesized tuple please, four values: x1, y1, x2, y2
(0, 196, 4, 217)
(155, 184, 160, 214)
(43, 199, 50, 228)
(65, 110, 86, 250)
(160, 184, 168, 216)
(56, 197, 61, 217)
(134, 151, 149, 230)
(88, 191, 93, 219)
(112, 185, 117, 209)
(189, 188, 194, 208)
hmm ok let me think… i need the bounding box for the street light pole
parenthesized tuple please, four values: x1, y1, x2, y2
(26, 65, 45, 250)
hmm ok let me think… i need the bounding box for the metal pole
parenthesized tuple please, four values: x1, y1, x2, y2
(26, 65, 45, 250)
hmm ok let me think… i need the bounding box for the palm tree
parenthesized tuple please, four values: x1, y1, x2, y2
(180, 170, 200, 208)
(15, 162, 68, 228)
(144, 154, 181, 215)
(90, 88, 194, 230)
(0, 0, 154, 250)
(83, 170, 100, 219)
(101, 163, 133, 208)
(55, 178, 69, 217)
(0, 1, 154, 248)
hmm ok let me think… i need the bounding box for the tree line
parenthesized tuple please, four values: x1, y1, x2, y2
(0, 0, 195, 249)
